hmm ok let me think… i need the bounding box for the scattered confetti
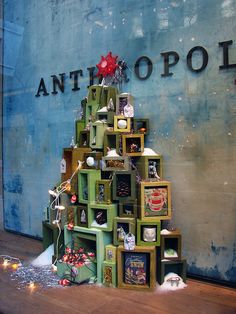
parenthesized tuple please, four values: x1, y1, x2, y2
(11, 264, 60, 290)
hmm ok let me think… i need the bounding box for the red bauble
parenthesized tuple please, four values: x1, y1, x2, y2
(67, 223, 74, 230)
(59, 279, 71, 286)
(71, 194, 77, 204)
(96, 52, 118, 78)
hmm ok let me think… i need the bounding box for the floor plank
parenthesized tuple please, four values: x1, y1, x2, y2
(0, 230, 236, 314)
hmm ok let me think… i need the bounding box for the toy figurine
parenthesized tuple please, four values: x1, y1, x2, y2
(107, 98, 115, 111)
(117, 226, 126, 241)
(148, 161, 160, 180)
(80, 209, 86, 223)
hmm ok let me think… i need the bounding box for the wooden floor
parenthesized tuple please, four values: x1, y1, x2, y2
(0, 230, 236, 314)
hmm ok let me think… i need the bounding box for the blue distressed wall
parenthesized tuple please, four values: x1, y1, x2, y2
(3, 0, 236, 284)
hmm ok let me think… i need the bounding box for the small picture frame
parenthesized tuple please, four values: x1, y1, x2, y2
(95, 180, 112, 204)
(122, 134, 144, 156)
(140, 181, 171, 221)
(117, 246, 156, 290)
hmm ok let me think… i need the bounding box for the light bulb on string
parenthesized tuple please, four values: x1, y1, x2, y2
(29, 281, 35, 290)
(3, 258, 10, 268)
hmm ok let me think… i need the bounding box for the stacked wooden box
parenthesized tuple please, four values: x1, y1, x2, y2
(42, 84, 186, 289)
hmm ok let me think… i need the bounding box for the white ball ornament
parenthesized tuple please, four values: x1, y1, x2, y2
(117, 119, 127, 129)
(86, 156, 95, 167)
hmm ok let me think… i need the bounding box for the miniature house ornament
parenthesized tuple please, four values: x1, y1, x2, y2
(124, 233, 135, 250)
(123, 102, 134, 118)
(60, 158, 66, 174)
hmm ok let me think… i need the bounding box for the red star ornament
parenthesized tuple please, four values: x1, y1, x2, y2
(96, 52, 118, 77)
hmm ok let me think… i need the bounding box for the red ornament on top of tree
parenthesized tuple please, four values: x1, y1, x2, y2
(96, 52, 118, 78)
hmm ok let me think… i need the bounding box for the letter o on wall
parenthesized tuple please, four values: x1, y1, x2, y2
(134, 56, 153, 80)
(187, 46, 209, 73)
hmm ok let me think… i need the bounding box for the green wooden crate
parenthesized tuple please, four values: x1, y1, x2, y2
(133, 118, 149, 135)
(159, 229, 182, 261)
(87, 85, 103, 105)
(89, 121, 108, 149)
(112, 170, 136, 202)
(79, 130, 90, 148)
(96, 110, 115, 125)
(135, 155, 163, 181)
(88, 203, 118, 232)
(136, 219, 161, 246)
(103, 261, 117, 287)
(118, 200, 138, 218)
(42, 220, 64, 263)
(95, 179, 112, 204)
(57, 260, 96, 283)
(103, 130, 121, 156)
(78, 169, 101, 204)
(101, 85, 118, 109)
(157, 258, 187, 285)
(75, 120, 86, 145)
(113, 217, 136, 246)
(64, 225, 112, 284)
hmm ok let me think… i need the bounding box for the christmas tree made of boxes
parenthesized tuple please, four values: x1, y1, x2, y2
(43, 84, 187, 289)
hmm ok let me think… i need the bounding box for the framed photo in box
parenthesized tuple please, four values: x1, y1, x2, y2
(157, 258, 187, 285)
(140, 181, 171, 221)
(122, 134, 144, 157)
(117, 245, 156, 290)
(95, 179, 112, 204)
